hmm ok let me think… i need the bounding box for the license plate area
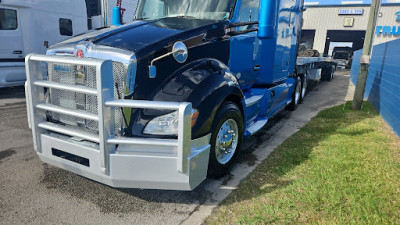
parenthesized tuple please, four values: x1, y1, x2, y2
(52, 148, 90, 167)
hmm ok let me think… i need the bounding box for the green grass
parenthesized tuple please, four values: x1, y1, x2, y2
(206, 102, 400, 224)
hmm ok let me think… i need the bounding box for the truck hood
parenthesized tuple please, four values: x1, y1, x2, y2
(53, 17, 223, 54)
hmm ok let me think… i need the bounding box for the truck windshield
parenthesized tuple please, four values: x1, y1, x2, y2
(135, 0, 236, 21)
(0, 8, 18, 30)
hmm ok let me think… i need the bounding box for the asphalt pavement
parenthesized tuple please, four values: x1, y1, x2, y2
(0, 70, 354, 225)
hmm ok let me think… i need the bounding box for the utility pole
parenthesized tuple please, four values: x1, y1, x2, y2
(352, 0, 382, 110)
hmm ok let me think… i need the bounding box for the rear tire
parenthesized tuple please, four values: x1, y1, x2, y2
(288, 76, 301, 111)
(322, 65, 335, 81)
(207, 102, 243, 178)
(299, 74, 307, 104)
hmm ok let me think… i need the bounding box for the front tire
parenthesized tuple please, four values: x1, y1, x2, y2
(208, 102, 243, 178)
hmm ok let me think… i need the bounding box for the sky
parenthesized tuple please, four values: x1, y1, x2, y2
(304, 0, 400, 6)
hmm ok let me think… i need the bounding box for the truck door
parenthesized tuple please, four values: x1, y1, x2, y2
(229, 0, 260, 89)
(0, 7, 24, 61)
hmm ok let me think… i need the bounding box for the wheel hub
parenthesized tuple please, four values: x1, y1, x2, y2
(215, 119, 239, 164)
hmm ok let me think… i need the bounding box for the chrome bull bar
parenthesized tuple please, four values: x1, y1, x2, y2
(25, 54, 209, 190)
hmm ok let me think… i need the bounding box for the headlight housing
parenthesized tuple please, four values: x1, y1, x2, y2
(143, 109, 199, 136)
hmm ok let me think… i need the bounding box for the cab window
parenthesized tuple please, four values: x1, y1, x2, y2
(0, 8, 18, 30)
(141, 0, 165, 19)
(239, 0, 260, 22)
(59, 18, 73, 36)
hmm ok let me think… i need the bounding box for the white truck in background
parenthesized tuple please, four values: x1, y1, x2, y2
(0, 0, 105, 87)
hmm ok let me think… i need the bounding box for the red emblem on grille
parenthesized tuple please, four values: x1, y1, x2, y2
(75, 49, 84, 58)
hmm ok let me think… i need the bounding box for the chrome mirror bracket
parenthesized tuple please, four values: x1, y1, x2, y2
(148, 41, 188, 79)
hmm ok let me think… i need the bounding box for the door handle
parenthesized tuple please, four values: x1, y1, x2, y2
(253, 65, 260, 71)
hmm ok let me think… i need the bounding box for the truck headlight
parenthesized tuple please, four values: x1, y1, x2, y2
(143, 109, 199, 136)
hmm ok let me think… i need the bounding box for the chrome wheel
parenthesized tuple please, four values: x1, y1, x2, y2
(294, 78, 301, 105)
(301, 76, 307, 99)
(215, 119, 239, 165)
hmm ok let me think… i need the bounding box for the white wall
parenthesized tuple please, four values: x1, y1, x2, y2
(107, 0, 138, 25)
(302, 5, 400, 53)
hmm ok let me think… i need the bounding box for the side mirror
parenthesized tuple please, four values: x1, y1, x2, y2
(258, 0, 277, 39)
(148, 41, 188, 79)
(149, 65, 157, 79)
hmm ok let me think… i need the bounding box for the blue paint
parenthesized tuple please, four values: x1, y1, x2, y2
(350, 39, 400, 137)
(258, 0, 277, 39)
(396, 11, 400, 21)
(393, 26, 400, 35)
(376, 26, 400, 36)
(112, 7, 122, 26)
(229, 0, 302, 86)
(228, 0, 302, 137)
(383, 26, 392, 35)
(53, 65, 71, 72)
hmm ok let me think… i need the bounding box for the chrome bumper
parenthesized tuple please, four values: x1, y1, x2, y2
(25, 54, 210, 190)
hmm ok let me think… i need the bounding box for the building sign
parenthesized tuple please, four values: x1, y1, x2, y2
(376, 12, 400, 36)
(339, 9, 364, 15)
(344, 17, 355, 27)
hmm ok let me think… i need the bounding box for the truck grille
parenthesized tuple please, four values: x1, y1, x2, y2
(44, 61, 125, 136)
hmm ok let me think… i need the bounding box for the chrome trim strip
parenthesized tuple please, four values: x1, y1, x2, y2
(36, 103, 99, 122)
(245, 95, 264, 107)
(108, 137, 178, 147)
(38, 122, 100, 143)
(34, 81, 98, 95)
(105, 99, 183, 110)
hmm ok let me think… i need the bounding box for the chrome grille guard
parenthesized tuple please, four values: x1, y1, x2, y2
(25, 54, 196, 180)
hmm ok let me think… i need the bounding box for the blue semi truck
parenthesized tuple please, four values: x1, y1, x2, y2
(25, 0, 336, 190)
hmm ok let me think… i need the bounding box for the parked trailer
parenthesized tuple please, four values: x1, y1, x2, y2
(297, 57, 337, 82)
(0, 0, 104, 88)
(25, 0, 337, 190)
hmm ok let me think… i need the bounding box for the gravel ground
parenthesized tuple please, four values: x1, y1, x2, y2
(0, 70, 353, 225)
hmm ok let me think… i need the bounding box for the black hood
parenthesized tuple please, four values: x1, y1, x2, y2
(54, 17, 224, 54)
(59, 18, 223, 54)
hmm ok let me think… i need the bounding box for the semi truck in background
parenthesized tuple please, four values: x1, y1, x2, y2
(332, 46, 353, 69)
(0, 0, 105, 87)
(25, 0, 337, 190)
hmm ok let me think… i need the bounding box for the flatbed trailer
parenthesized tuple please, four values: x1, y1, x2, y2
(297, 57, 337, 82)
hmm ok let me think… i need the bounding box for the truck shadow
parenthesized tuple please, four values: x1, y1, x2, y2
(40, 73, 352, 214)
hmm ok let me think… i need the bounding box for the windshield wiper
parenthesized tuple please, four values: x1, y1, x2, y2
(175, 15, 197, 19)
(134, 17, 150, 20)
(165, 15, 198, 19)
(134, 15, 198, 21)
